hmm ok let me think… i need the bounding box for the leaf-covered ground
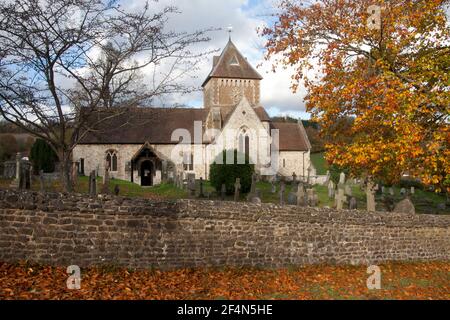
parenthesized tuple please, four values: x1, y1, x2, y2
(0, 261, 448, 300)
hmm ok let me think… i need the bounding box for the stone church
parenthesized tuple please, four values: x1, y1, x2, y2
(73, 39, 311, 186)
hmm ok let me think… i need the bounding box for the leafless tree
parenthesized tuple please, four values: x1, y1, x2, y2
(0, 0, 212, 191)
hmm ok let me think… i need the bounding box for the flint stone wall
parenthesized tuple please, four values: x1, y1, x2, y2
(0, 189, 448, 269)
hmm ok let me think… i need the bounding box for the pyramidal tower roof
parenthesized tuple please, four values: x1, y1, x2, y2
(202, 39, 263, 87)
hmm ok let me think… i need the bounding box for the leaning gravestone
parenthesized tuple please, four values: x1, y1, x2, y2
(234, 178, 241, 202)
(393, 198, 415, 215)
(89, 170, 97, 196)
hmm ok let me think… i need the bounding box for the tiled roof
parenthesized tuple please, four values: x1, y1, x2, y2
(271, 122, 311, 152)
(202, 40, 263, 87)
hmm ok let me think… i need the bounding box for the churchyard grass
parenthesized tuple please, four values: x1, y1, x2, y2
(0, 177, 448, 214)
(310, 152, 328, 175)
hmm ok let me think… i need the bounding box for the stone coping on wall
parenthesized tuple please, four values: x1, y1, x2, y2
(1, 188, 448, 229)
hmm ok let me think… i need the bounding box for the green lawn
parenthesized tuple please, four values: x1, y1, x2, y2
(311, 152, 328, 175)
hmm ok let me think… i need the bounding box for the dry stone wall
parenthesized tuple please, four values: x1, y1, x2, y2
(0, 189, 448, 269)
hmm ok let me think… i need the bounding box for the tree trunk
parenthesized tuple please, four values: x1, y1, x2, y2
(59, 151, 73, 193)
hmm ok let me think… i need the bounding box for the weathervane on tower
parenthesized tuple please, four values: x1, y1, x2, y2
(227, 25, 233, 40)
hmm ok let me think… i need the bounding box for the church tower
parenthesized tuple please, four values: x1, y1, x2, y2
(202, 39, 263, 109)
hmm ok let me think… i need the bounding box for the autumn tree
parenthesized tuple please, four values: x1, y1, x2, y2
(262, 0, 450, 192)
(0, 0, 211, 191)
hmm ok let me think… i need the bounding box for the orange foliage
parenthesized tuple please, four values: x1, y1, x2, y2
(0, 262, 448, 300)
(261, 0, 450, 191)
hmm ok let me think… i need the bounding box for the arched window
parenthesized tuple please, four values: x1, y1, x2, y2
(238, 127, 250, 164)
(106, 150, 118, 172)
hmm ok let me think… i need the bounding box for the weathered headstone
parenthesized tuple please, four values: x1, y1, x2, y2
(307, 189, 318, 207)
(400, 188, 407, 197)
(297, 184, 306, 206)
(101, 167, 110, 194)
(198, 177, 205, 198)
(393, 198, 415, 215)
(247, 173, 257, 201)
(89, 170, 97, 196)
(389, 187, 395, 196)
(271, 181, 277, 194)
(9, 153, 21, 189)
(328, 180, 335, 199)
(349, 197, 358, 210)
(221, 184, 226, 201)
(381, 186, 386, 194)
(39, 169, 45, 193)
(410, 186, 415, 195)
(234, 178, 241, 202)
(335, 187, 346, 210)
(250, 189, 262, 205)
(287, 191, 297, 205)
(366, 181, 378, 212)
(324, 170, 331, 185)
(187, 173, 196, 197)
(292, 172, 297, 183)
(279, 181, 285, 205)
(339, 172, 346, 185)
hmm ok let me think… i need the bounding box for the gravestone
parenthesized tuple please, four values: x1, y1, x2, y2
(89, 170, 97, 196)
(250, 189, 262, 205)
(19, 160, 31, 190)
(221, 184, 226, 201)
(307, 166, 312, 185)
(324, 170, 331, 185)
(271, 181, 277, 194)
(234, 178, 241, 202)
(247, 173, 257, 201)
(335, 187, 346, 210)
(381, 186, 386, 194)
(287, 191, 297, 205)
(297, 184, 306, 206)
(393, 198, 415, 215)
(101, 167, 110, 194)
(39, 170, 45, 193)
(328, 181, 335, 199)
(400, 188, 407, 197)
(389, 187, 395, 196)
(307, 189, 318, 207)
(410, 187, 415, 195)
(198, 177, 205, 198)
(339, 172, 346, 185)
(114, 184, 120, 196)
(187, 173, 196, 197)
(292, 172, 297, 183)
(349, 197, 358, 210)
(366, 181, 378, 212)
(279, 181, 285, 205)
(9, 153, 21, 189)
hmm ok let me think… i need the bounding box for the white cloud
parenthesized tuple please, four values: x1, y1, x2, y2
(120, 0, 309, 118)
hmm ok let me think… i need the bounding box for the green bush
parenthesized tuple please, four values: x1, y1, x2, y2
(209, 149, 255, 195)
(30, 139, 58, 173)
(398, 178, 424, 190)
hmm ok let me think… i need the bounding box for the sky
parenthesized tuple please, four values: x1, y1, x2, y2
(121, 0, 311, 119)
(104, 0, 450, 120)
